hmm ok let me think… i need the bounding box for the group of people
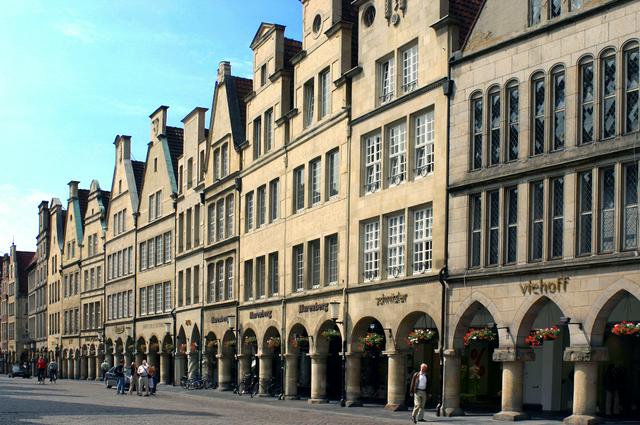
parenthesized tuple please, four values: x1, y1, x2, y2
(34, 356, 58, 384)
(109, 359, 157, 396)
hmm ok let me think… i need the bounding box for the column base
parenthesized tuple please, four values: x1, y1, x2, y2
(308, 398, 328, 404)
(218, 384, 233, 391)
(441, 407, 465, 417)
(285, 395, 300, 400)
(344, 400, 362, 408)
(384, 403, 406, 411)
(563, 415, 602, 425)
(493, 411, 529, 421)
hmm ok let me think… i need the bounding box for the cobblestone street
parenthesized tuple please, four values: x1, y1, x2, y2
(0, 376, 606, 425)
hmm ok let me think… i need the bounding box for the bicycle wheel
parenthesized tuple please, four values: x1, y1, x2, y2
(238, 381, 246, 395)
(250, 380, 259, 398)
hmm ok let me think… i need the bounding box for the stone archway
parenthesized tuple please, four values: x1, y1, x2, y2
(161, 334, 173, 384)
(188, 325, 201, 378)
(204, 331, 218, 385)
(175, 327, 187, 382)
(259, 326, 282, 397)
(350, 317, 388, 405)
(315, 320, 343, 402)
(286, 323, 311, 399)
(135, 336, 147, 365)
(218, 330, 236, 390)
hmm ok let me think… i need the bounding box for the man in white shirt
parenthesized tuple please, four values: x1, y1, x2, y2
(409, 363, 429, 423)
(137, 360, 150, 396)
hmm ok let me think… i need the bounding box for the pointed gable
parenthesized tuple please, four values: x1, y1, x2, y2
(250, 22, 285, 50)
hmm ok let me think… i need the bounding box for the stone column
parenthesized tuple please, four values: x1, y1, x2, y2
(493, 348, 534, 421)
(563, 347, 608, 425)
(114, 353, 123, 368)
(284, 353, 299, 399)
(345, 352, 362, 407)
(67, 356, 74, 379)
(258, 353, 273, 396)
(160, 352, 171, 384)
(217, 354, 232, 391)
(201, 354, 210, 382)
(96, 353, 104, 380)
(88, 355, 96, 380)
(309, 353, 328, 403)
(135, 352, 144, 365)
(385, 351, 407, 411)
(106, 352, 114, 368)
(60, 356, 67, 379)
(174, 353, 186, 383)
(237, 354, 250, 385)
(75, 356, 81, 380)
(442, 349, 464, 416)
(187, 352, 198, 378)
(124, 352, 132, 366)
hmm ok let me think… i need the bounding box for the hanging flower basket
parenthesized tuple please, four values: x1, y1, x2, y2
(190, 342, 199, 352)
(139, 344, 147, 353)
(321, 329, 341, 340)
(266, 336, 281, 350)
(360, 332, 384, 351)
(178, 343, 187, 353)
(407, 329, 437, 347)
(243, 335, 257, 345)
(148, 342, 159, 352)
(611, 321, 640, 336)
(163, 343, 174, 353)
(463, 327, 497, 346)
(126, 343, 135, 353)
(223, 340, 236, 348)
(205, 340, 218, 351)
(290, 336, 309, 349)
(525, 326, 560, 347)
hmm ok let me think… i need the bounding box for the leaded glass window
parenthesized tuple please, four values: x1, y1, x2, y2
(470, 194, 482, 267)
(571, 0, 583, 10)
(472, 97, 483, 169)
(387, 214, 405, 277)
(552, 69, 565, 150)
(625, 44, 639, 133)
(600, 167, 615, 253)
(365, 134, 382, 192)
(551, 177, 564, 258)
(532, 75, 545, 155)
(580, 59, 595, 144)
(489, 90, 501, 165)
(550, 0, 561, 18)
(487, 191, 500, 265)
(530, 0, 542, 25)
(624, 163, 639, 250)
(506, 187, 518, 263)
(602, 53, 617, 139)
(507, 83, 519, 161)
(294, 166, 305, 211)
(388, 123, 407, 185)
(530, 181, 544, 261)
(578, 171, 593, 255)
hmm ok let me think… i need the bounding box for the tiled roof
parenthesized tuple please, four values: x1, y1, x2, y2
(233, 76, 253, 138)
(165, 126, 184, 181)
(16, 251, 35, 295)
(450, 0, 484, 48)
(284, 38, 302, 68)
(77, 189, 90, 222)
(100, 190, 111, 216)
(131, 160, 145, 195)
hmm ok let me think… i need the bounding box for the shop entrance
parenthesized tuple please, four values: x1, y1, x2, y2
(288, 324, 311, 398)
(316, 320, 343, 401)
(353, 318, 387, 404)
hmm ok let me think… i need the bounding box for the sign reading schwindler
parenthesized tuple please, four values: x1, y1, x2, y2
(376, 292, 408, 306)
(249, 310, 273, 320)
(299, 302, 329, 314)
(520, 277, 570, 295)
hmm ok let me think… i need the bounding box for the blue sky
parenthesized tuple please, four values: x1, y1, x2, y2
(0, 0, 302, 252)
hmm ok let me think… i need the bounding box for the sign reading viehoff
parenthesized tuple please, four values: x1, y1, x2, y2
(520, 277, 570, 296)
(249, 310, 273, 320)
(299, 303, 329, 314)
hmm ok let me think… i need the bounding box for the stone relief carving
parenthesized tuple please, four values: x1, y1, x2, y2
(385, 0, 407, 26)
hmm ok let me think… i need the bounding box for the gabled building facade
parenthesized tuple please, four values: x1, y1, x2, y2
(47, 198, 65, 364)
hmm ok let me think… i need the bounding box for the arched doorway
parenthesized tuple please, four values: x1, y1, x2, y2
(220, 330, 236, 390)
(352, 317, 387, 404)
(592, 290, 640, 419)
(287, 323, 311, 399)
(189, 325, 201, 378)
(316, 320, 342, 401)
(396, 311, 440, 410)
(161, 334, 174, 384)
(148, 336, 160, 369)
(135, 337, 147, 365)
(175, 327, 187, 382)
(261, 326, 282, 396)
(452, 302, 501, 413)
(241, 328, 259, 384)
(517, 297, 572, 413)
(204, 331, 218, 386)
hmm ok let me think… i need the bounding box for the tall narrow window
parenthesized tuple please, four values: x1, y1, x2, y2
(413, 207, 432, 273)
(257, 256, 265, 298)
(264, 109, 273, 152)
(579, 58, 595, 144)
(269, 179, 280, 221)
(244, 260, 253, 301)
(472, 96, 483, 170)
(309, 240, 321, 288)
(327, 150, 339, 198)
(578, 171, 593, 255)
(602, 52, 617, 139)
(551, 177, 564, 258)
(187, 158, 193, 189)
(571, 0, 583, 10)
(268, 253, 278, 296)
(507, 82, 519, 161)
(487, 191, 500, 265)
(177, 271, 183, 307)
(600, 167, 616, 253)
(304, 79, 315, 127)
(216, 200, 224, 240)
(389, 123, 407, 185)
(185, 208, 192, 250)
(221, 143, 229, 176)
(310, 159, 321, 206)
(470, 194, 482, 267)
(530, 181, 544, 261)
(552, 68, 565, 150)
(225, 195, 234, 238)
(207, 204, 215, 244)
(260, 64, 267, 86)
(293, 245, 304, 291)
(415, 110, 435, 175)
(185, 268, 191, 305)
(225, 259, 233, 300)
(402, 43, 418, 93)
(532, 74, 545, 155)
(365, 133, 382, 192)
(550, 0, 561, 18)
(530, 0, 542, 25)
(624, 163, 639, 250)
(245, 192, 254, 232)
(387, 214, 405, 278)
(294, 166, 305, 212)
(164, 282, 170, 311)
(624, 43, 639, 133)
(207, 264, 215, 303)
(257, 186, 266, 227)
(505, 187, 518, 263)
(319, 69, 330, 118)
(489, 89, 501, 165)
(253, 117, 262, 159)
(326, 234, 338, 284)
(379, 56, 395, 104)
(194, 204, 200, 247)
(216, 262, 224, 301)
(363, 221, 380, 280)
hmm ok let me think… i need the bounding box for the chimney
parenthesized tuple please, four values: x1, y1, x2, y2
(117, 135, 132, 162)
(218, 61, 231, 83)
(68, 180, 79, 199)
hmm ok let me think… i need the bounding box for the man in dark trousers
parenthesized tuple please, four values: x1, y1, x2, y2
(115, 360, 126, 395)
(409, 363, 429, 423)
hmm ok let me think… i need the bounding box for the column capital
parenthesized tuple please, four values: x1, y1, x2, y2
(382, 350, 409, 357)
(563, 346, 609, 363)
(492, 347, 535, 362)
(442, 348, 461, 358)
(308, 353, 328, 360)
(345, 351, 362, 359)
(283, 353, 298, 360)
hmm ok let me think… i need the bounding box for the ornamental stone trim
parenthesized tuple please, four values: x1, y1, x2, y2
(492, 348, 535, 362)
(563, 346, 609, 363)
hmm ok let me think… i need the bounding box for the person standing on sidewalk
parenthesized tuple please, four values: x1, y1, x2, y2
(148, 365, 156, 395)
(129, 362, 139, 395)
(115, 360, 125, 395)
(35, 356, 47, 384)
(137, 360, 150, 396)
(409, 363, 430, 423)
(100, 359, 110, 381)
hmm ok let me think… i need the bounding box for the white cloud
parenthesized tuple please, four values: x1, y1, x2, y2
(0, 184, 52, 252)
(54, 20, 98, 44)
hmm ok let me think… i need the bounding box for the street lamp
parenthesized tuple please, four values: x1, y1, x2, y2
(328, 301, 347, 407)
(227, 315, 238, 392)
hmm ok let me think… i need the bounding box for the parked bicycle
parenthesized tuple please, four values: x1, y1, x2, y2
(186, 374, 209, 390)
(236, 372, 258, 397)
(253, 376, 282, 399)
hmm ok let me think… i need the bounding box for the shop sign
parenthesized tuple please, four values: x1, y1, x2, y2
(520, 277, 570, 296)
(115, 326, 125, 334)
(142, 323, 165, 329)
(299, 302, 329, 314)
(211, 316, 228, 324)
(376, 292, 408, 306)
(249, 310, 273, 320)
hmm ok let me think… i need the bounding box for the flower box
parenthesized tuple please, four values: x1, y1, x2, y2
(525, 326, 560, 347)
(266, 336, 281, 350)
(321, 329, 341, 340)
(243, 335, 257, 345)
(407, 329, 437, 347)
(290, 336, 309, 349)
(611, 321, 640, 336)
(360, 332, 384, 351)
(463, 328, 496, 346)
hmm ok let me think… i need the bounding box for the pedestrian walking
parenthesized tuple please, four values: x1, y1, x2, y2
(409, 363, 430, 424)
(115, 360, 126, 395)
(35, 356, 47, 384)
(129, 362, 139, 395)
(137, 360, 150, 396)
(100, 359, 109, 381)
(48, 359, 58, 383)
(148, 365, 156, 395)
